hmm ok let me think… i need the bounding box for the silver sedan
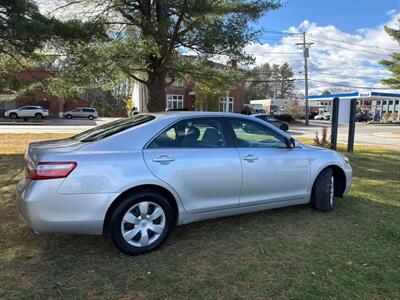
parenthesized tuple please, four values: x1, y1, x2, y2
(17, 112, 352, 255)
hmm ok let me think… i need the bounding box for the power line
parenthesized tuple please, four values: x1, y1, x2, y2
(308, 79, 396, 90)
(307, 38, 387, 56)
(246, 51, 301, 55)
(262, 30, 301, 36)
(308, 34, 399, 52)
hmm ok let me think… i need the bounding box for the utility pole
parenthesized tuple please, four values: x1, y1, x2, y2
(296, 32, 313, 125)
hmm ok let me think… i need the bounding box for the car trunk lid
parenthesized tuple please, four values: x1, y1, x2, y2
(26, 138, 84, 162)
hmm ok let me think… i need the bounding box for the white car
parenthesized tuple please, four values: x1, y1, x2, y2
(314, 112, 330, 120)
(5, 106, 49, 119)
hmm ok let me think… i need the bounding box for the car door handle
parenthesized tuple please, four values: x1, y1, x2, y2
(152, 155, 175, 163)
(243, 154, 258, 162)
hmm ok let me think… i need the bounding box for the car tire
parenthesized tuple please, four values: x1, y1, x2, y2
(9, 113, 18, 119)
(108, 190, 174, 255)
(88, 115, 94, 120)
(312, 168, 335, 212)
(66, 114, 72, 119)
(35, 113, 43, 120)
(280, 124, 289, 131)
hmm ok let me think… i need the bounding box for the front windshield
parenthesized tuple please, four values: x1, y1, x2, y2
(73, 114, 155, 142)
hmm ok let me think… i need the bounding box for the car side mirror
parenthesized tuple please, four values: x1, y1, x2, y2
(286, 137, 296, 148)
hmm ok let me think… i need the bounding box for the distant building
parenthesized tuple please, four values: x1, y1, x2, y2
(308, 91, 400, 123)
(249, 98, 304, 114)
(133, 81, 244, 113)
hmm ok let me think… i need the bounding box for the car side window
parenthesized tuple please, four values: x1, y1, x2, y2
(148, 118, 228, 148)
(229, 119, 287, 149)
(72, 108, 81, 112)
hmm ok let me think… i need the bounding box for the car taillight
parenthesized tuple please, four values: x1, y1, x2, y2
(26, 161, 77, 180)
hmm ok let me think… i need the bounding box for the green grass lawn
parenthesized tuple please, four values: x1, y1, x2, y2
(0, 134, 399, 299)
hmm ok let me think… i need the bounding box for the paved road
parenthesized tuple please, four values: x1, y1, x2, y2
(289, 120, 400, 149)
(0, 118, 399, 149)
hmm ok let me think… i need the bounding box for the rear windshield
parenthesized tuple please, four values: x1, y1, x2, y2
(73, 115, 155, 142)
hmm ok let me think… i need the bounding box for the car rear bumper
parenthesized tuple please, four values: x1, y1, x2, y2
(16, 178, 118, 235)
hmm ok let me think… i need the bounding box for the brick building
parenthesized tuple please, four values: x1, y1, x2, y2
(0, 70, 88, 117)
(164, 83, 245, 113)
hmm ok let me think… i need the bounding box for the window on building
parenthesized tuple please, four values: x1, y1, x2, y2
(395, 100, 399, 105)
(219, 97, 234, 112)
(389, 100, 393, 105)
(383, 100, 387, 105)
(376, 101, 381, 105)
(166, 95, 184, 109)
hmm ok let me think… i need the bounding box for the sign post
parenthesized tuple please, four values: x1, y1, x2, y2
(330, 97, 339, 150)
(347, 98, 357, 153)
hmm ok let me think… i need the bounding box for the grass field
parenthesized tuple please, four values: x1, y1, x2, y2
(0, 133, 399, 299)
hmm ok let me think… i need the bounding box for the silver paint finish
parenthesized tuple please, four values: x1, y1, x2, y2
(16, 112, 352, 235)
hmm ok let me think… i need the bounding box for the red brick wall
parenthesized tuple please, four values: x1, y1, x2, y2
(165, 82, 244, 112)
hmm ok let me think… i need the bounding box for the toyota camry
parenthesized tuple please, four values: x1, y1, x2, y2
(17, 112, 352, 255)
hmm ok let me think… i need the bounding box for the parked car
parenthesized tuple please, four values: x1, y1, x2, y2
(17, 112, 352, 255)
(314, 112, 330, 120)
(355, 113, 373, 122)
(5, 106, 49, 120)
(63, 107, 98, 120)
(253, 114, 289, 131)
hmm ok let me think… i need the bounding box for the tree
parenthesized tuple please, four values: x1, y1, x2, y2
(0, 0, 103, 60)
(321, 90, 331, 95)
(245, 62, 295, 101)
(380, 18, 400, 89)
(59, 0, 281, 111)
(0, 0, 104, 96)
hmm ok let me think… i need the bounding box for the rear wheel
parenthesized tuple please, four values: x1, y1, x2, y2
(280, 124, 289, 131)
(9, 113, 18, 119)
(108, 190, 174, 255)
(66, 114, 72, 119)
(312, 168, 335, 212)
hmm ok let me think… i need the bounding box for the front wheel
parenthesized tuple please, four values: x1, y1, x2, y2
(312, 168, 335, 212)
(108, 190, 174, 255)
(35, 113, 43, 120)
(9, 113, 18, 119)
(88, 115, 94, 120)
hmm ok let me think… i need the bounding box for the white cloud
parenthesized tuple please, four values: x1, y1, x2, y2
(245, 11, 400, 94)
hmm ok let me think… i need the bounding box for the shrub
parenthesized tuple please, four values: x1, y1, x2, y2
(383, 112, 390, 123)
(275, 114, 293, 122)
(391, 112, 398, 122)
(314, 127, 331, 148)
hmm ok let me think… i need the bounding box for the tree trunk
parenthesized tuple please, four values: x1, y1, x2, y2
(146, 71, 167, 112)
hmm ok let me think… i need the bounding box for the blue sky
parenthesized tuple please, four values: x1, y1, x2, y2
(244, 1, 400, 93)
(259, 0, 400, 34)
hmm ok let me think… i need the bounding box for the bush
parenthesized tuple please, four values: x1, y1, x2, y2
(275, 114, 293, 122)
(391, 112, 398, 122)
(383, 112, 390, 123)
(314, 127, 331, 148)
